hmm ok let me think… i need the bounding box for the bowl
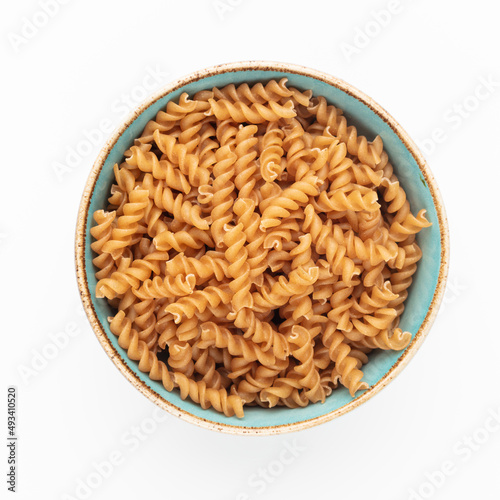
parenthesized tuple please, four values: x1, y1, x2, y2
(75, 61, 449, 435)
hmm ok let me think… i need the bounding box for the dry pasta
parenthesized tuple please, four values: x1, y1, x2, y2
(91, 78, 431, 418)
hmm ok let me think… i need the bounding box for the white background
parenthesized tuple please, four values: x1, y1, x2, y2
(2, 1, 499, 499)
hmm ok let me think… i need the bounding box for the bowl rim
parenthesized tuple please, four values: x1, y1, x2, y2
(75, 60, 450, 435)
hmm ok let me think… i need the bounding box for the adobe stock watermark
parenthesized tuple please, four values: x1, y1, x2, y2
(407, 403, 500, 500)
(61, 407, 169, 500)
(8, 0, 73, 53)
(417, 75, 499, 157)
(234, 439, 306, 499)
(438, 275, 467, 315)
(340, 0, 403, 62)
(17, 303, 86, 385)
(51, 65, 170, 183)
(213, 0, 246, 21)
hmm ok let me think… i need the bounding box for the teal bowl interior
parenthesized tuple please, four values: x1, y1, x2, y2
(83, 68, 444, 430)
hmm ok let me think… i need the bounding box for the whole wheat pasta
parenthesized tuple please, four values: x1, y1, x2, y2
(92, 78, 431, 417)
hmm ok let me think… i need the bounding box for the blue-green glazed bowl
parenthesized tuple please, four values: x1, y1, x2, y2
(75, 61, 449, 435)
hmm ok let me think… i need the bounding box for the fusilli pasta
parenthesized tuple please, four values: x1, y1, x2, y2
(91, 79, 431, 417)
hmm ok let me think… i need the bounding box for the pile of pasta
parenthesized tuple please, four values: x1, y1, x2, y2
(90, 78, 431, 418)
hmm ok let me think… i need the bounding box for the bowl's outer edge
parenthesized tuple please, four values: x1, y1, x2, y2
(75, 60, 450, 435)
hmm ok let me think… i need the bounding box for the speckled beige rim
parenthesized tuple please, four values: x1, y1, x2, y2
(75, 61, 450, 435)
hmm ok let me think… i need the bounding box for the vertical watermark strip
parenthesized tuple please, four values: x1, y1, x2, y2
(6, 387, 17, 493)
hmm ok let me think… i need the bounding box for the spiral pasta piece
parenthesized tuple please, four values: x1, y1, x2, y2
(164, 285, 232, 323)
(238, 360, 288, 404)
(173, 372, 244, 417)
(302, 205, 359, 285)
(233, 125, 259, 201)
(352, 327, 412, 351)
(322, 323, 368, 396)
(198, 322, 278, 367)
(141, 173, 210, 230)
(316, 186, 380, 213)
(224, 223, 253, 312)
(126, 146, 191, 193)
(109, 311, 175, 387)
(285, 325, 324, 403)
(167, 341, 194, 376)
(254, 265, 319, 310)
(389, 209, 432, 241)
(259, 372, 303, 408)
(213, 78, 303, 106)
(207, 98, 296, 123)
(133, 298, 157, 348)
(311, 96, 383, 168)
(189, 346, 224, 389)
(260, 175, 321, 229)
(388, 241, 422, 316)
(102, 189, 149, 259)
(134, 273, 196, 300)
(230, 308, 289, 359)
(153, 225, 214, 253)
(96, 254, 163, 299)
(260, 122, 285, 182)
(153, 129, 210, 188)
(165, 252, 229, 283)
(210, 145, 237, 248)
(139, 93, 203, 142)
(90, 210, 117, 280)
(113, 161, 141, 194)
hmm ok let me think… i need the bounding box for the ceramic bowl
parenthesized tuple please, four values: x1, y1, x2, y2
(75, 61, 449, 435)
